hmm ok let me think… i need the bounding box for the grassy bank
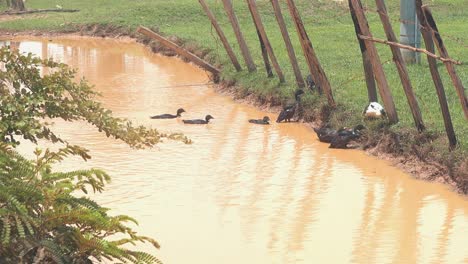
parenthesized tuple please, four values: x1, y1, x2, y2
(1, 0, 467, 190)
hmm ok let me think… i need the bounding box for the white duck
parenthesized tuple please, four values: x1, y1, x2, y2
(363, 102, 386, 118)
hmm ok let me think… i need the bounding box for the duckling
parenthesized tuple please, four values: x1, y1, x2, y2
(182, 115, 214, 124)
(329, 125, 365, 149)
(249, 116, 270, 125)
(276, 89, 304, 123)
(363, 102, 386, 119)
(150, 108, 185, 119)
(306, 74, 322, 94)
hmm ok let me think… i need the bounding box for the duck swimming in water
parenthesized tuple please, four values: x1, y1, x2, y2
(182, 114, 214, 124)
(276, 89, 304, 123)
(150, 108, 185, 119)
(249, 116, 270, 125)
(363, 102, 386, 119)
(329, 125, 365, 149)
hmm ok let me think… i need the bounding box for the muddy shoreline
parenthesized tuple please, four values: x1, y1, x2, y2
(1, 24, 466, 195)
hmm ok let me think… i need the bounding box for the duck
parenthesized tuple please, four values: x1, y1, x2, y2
(150, 108, 185, 119)
(249, 116, 270, 125)
(306, 74, 322, 94)
(363, 102, 386, 119)
(314, 125, 365, 146)
(182, 114, 214, 124)
(276, 89, 305, 123)
(329, 125, 365, 149)
(313, 126, 339, 143)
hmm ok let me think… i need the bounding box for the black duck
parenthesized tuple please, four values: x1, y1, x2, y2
(276, 89, 304, 123)
(182, 115, 214, 124)
(249, 116, 270, 125)
(150, 108, 185, 119)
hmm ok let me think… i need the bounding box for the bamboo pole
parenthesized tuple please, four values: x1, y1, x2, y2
(422, 6, 468, 121)
(349, 0, 398, 123)
(285, 0, 335, 106)
(221, 0, 256, 72)
(137, 26, 220, 75)
(246, 0, 285, 83)
(270, 0, 305, 88)
(358, 35, 461, 65)
(348, 0, 378, 102)
(375, 0, 425, 131)
(198, 0, 242, 72)
(257, 29, 273, 77)
(415, 0, 457, 149)
(1, 8, 79, 15)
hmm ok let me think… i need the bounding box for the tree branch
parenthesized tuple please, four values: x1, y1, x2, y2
(358, 34, 462, 65)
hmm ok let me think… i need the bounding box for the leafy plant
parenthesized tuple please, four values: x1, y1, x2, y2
(0, 47, 177, 262)
(0, 144, 162, 263)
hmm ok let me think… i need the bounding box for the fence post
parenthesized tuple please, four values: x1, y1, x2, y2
(221, 0, 256, 72)
(246, 0, 285, 83)
(270, 0, 305, 88)
(415, 0, 457, 149)
(285, 0, 335, 107)
(348, 0, 378, 102)
(375, 0, 425, 131)
(257, 29, 273, 77)
(422, 6, 468, 121)
(349, 0, 398, 124)
(198, 0, 242, 72)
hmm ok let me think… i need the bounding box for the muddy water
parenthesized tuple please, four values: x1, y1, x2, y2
(3, 37, 468, 264)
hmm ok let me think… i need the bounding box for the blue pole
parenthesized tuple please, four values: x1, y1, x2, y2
(400, 0, 421, 64)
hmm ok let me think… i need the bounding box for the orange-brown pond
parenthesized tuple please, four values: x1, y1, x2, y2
(3, 37, 468, 263)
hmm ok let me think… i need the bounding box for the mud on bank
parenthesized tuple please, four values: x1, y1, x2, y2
(1, 23, 467, 194)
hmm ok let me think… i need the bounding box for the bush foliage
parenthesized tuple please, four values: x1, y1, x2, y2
(0, 47, 175, 263)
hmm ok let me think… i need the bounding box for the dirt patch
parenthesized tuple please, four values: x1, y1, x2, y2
(0, 23, 466, 195)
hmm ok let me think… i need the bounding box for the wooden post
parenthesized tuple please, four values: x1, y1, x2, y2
(221, 0, 256, 72)
(257, 29, 273, 77)
(375, 0, 425, 131)
(198, 0, 242, 72)
(349, 0, 398, 123)
(348, 0, 378, 102)
(246, 0, 285, 83)
(270, 0, 305, 88)
(285, 0, 335, 107)
(415, 1, 457, 149)
(137, 26, 221, 75)
(423, 6, 468, 121)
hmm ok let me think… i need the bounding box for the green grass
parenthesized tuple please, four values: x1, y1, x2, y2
(1, 0, 467, 155)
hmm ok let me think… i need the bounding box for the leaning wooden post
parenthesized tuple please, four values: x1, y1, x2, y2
(221, 0, 256, 72)
(257, 29, 274, 77)
(348, 0, 377, 102)
(246, 0, 285, 83)
(349, 0, 398, 123)
(285, 0, 335, 107)
(375, 0, 425, 131)
(423, 6, 468, 121)
(270, 0, 305, 88)
(415, 0, 457, 149)
(137, 27, 220, 75)
(198, 0, 242, 72)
